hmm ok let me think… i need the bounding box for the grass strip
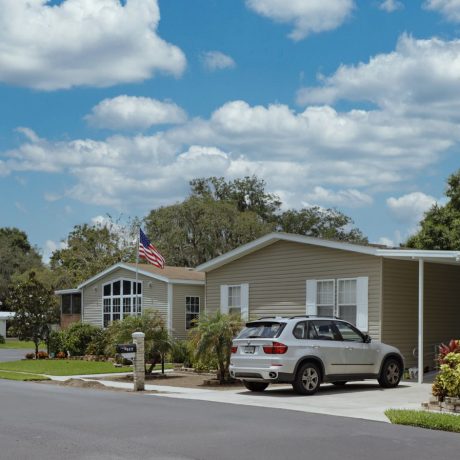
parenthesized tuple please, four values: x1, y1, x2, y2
(0, 370, 50, 381)
(385, 409, 460, 433)
(0, 339, 46, 350)
(0, 360, 132, 376)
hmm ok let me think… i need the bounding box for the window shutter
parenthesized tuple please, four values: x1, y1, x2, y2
(356, 277, 369, 332)
(240, 283, 249, 321)
(220, 285, 229, 314)
(306, 280, 317, 316)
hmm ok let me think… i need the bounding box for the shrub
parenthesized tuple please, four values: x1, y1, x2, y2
(438, 339, 460, 365)
(56, 351, 66, 359)
(0, 334, 5, 344)
(62, 323, 101, 356)
(86, 328, 108, 356)
(433, 352, 460, 399)
(25, 352, 35, 360)
(105, 311, 170, 374)
(168, 340, 192, 365)
(48, 330, 65, 355)
(37, 351, 49, 360)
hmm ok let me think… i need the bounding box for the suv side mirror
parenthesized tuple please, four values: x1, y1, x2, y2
(363, 334, 372, 344)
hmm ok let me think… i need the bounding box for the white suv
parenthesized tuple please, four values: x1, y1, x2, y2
(229, 316, 404, 395)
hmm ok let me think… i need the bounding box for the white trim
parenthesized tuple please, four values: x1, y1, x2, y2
(306, 280, 317, 316)
(220, 285, 229, 314)
(167, 284, 173, 332)
(185, 295, 200, 330)
(355, 277, 368, 332)
(240, 284, 249, 322)
(55, 289, 81, 295)
(418, 259, 424, 384)
(196, 232, 460, 273)
(77, 262, 204, 289)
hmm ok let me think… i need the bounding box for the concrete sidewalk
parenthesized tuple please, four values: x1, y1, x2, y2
(53, 375, 431, 422)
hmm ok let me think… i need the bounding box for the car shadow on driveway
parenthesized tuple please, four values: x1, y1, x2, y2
(238, 382, 412, 398)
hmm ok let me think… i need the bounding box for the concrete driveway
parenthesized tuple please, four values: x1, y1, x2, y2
(0, 348, 31, 362)
(72, 376, 432, 422)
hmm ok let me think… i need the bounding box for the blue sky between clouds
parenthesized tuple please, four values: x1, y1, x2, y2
(0, 0, 459, 260)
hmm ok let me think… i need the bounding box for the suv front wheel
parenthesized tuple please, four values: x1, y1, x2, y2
(292, 362, 321, 395)
(378, 358, 402, 388)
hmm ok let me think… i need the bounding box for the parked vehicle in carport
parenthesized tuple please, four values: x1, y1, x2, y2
(229, 316, 404, 395)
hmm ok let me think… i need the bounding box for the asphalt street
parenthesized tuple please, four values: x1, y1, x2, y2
(0, 380, 459, 460)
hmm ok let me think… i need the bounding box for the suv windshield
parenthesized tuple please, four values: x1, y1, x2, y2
(237, 322, 285, 339)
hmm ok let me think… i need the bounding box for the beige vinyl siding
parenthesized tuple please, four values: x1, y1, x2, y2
(171, 284, 205, 339)
(82, 268, 168, 327)
(205, 240, 382, 340)
(382, 259, 460, 368)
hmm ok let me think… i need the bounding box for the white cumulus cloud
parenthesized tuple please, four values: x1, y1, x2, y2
(379, 0, 404, 12)
(424, 0, 460, 22)
(297, 35, 460, 120)
(85, 96, 188, 131)
(386, 192, 437, 224)
(0, 0, 186, 90)
(245, 0, 354, 40)
(201, 51, 236, 71)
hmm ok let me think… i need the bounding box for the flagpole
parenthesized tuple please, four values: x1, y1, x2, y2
(135, 228, 140, 315)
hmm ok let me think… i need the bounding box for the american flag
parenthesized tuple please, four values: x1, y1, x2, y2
(139, 229, 165, 269)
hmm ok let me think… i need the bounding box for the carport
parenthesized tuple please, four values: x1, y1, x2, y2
(378, 249, 460, 383)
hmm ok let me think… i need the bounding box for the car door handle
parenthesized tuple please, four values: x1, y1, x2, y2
(347, 347, 354, 351)
(313, 346, 319, 349)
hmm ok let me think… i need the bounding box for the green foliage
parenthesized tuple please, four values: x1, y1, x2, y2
(0, 227, 43, 307)
(48, 330, 65, 355)
(190, 312, 243, 383)
(86, 328, 109, 356)
(433, 352, 460, 399)
(0, 334, 5, 344)
(438, 339, 460, 364)
(50, 216, 139, 289)
(168, 340, 193, 366)
(385, 409, 460, 433)
(190, 176, 282, 222)
(61, 323, 101, 356)
(145, 196, 272, 267)
(277, 207, 367, 243)
(105, 311, 170, 374)
(7, 272, 59, 357)
(146, 176, 367, 267)
(407, 170, 460, 249)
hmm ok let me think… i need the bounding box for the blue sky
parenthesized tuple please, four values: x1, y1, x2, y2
(1, 0, 460, 260)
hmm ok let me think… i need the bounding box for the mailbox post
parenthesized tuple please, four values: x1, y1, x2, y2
(132, 331, 145, 391)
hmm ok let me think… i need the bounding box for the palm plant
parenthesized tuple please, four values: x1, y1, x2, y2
(190, 312, 243, 383)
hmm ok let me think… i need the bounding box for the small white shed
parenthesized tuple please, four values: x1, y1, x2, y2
(0, 312, 14, 337)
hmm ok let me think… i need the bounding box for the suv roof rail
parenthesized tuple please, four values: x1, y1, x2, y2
(288, 315, 342, 319)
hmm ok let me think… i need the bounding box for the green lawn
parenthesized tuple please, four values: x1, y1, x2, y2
(0, 339, 45, 350)
(0, 370, 50, 381)
(385, 409, 460, 433)
(0, 360, 132, 376)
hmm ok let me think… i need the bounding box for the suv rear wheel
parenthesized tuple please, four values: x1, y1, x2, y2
(292, 362, 321, 395)
(378, 358, 402, 388)
(243, 381, 269, 392)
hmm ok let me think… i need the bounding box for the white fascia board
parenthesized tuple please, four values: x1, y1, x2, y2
(170, 279, 205, 286)
(377, 249, 460, 260)
(54, 289, 81, 295)
(77, 262, 171, 289)
(196, 232, 378, 272)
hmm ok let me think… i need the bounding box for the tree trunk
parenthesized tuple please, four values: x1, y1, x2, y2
(161, 355, 165, 375)
(34, 340, 39, 359)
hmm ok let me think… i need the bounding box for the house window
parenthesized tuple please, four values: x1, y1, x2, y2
(337, 279, 357, 325)
(316, 280, 335, 318)
(185, 296, 200, 329)
(61, 293, 82, 315)
(228, 286, 242, 316)
(102, 279, 142, 327)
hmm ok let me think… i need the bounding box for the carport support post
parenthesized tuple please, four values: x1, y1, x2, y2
(418, 259, 424, 384)
(132, 332, 145, 391)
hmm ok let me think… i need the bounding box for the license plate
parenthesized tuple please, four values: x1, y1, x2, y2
(244, 346, 256, 354)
